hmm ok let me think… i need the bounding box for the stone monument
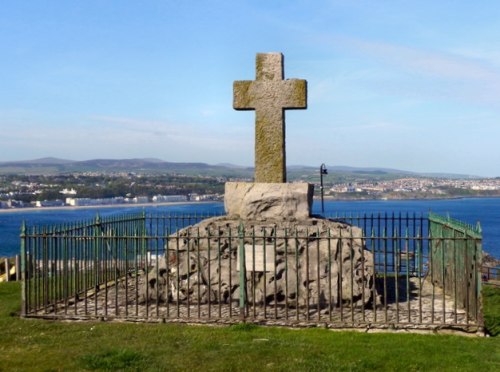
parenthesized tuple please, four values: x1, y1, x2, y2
(233, 52, 306, 183)
(140, 53, 375, 312)
(226, 52, 313, 221)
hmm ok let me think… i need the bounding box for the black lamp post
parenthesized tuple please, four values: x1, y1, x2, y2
(320, 163, 328, 214)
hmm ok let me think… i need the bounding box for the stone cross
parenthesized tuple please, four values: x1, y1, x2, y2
(233, 53, 307, 183)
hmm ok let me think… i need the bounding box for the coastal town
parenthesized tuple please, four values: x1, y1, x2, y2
(1, 172, 499, 210)
(329, 177, 500, 197)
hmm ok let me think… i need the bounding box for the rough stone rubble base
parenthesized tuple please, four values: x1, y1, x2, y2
(141, 216, 375, 309)
(224, 182, 314, 220)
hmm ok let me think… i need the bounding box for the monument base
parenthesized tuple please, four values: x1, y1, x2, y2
(224, 182, 314, 220)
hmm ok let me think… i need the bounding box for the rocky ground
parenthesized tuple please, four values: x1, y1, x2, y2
(35, 274, 476, 332)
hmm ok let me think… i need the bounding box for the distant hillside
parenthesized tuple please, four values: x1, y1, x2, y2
(15, 157, 75, 165)
(0, 158, 478, 180)
(0, 158, 253, 177)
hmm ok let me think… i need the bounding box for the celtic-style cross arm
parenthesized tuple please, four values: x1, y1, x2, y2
(233, 53, 307, 183)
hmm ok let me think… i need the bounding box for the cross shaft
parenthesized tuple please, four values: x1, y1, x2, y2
(233, 53, 307, 183)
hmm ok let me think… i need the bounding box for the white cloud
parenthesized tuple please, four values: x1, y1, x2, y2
(0, 114, 253, 163)
(343, 37, 499, 80)
(88, 116, 180, 137)
(304, 33, 500, 108)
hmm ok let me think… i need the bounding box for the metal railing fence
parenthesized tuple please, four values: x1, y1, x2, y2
(428, 212, 482, 321)
(20, 212, 483, 333)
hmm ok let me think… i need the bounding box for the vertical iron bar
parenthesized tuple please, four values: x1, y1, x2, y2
(20, 223, 27, 316)
(394, 229, 399, 324)
(371, 228, 376, 324)
(263, 228, 267, 319)
(417, 231, 422, 324)
(285, 228, 289, 321)
(441, 227, 446, 324)
(350, 225, 354, 325)
(104, 234, 108, 318)
(186, 229, 191, 319)
(328, 228, 332, 322)
(63, 232, 68, 315)
(405, 229, 410, 323)
(143, 232, 149, 320)
(196, 227, 200, 319)
(83, 229, 88, 316)
(316, 227, 320, 321)
(125, 238, 129, 318)
(361, 225, 365, 323)
(238, 223, 246, 321)
(295, 229, 299, 321)
(252, 226, 256, 319)
(228, 226, 232, 319)
(339, 228, 343, 322)
(453, 230, 457, 324)
(430, 221, 435, 324)
(176, 229, 180, 318)
(464, 235, 469, 325)
(383, 228, 387, 323)
(155, 234, 159, 318)
(134, 230, 139, 318)
(274, 228, 278, 320)
(305, 227, 310, 322)
(218, 227, 222, 319)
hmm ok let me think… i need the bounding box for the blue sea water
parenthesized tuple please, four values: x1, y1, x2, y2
(0, 198, 499, 258)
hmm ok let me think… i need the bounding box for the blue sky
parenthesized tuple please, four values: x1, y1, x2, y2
(1, 1, 499, 177)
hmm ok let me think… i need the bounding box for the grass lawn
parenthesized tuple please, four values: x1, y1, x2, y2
(0, 282, 498, 371)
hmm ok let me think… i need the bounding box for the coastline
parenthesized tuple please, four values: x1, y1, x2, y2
(2, 195, 500, 214)
(0, 201, 219, 214)
(321, 195, 500, 202)
(0, 198, 499, 260)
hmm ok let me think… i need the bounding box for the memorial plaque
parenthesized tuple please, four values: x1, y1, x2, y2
(237, 244, 275, 272)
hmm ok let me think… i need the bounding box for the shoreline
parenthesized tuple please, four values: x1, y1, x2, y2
(1, 198, 499, 261)
(0, 201, 220, 214)
(321, 195, 500, 202)
(2, 195, 500, 214)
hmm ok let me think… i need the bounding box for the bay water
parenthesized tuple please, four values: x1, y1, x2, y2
(0, 198, 498, 258)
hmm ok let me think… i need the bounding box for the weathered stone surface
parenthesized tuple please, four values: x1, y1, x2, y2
(141, 216, 375, 309)
(224, 182, 313, 220)
(233, 53, 307, 183)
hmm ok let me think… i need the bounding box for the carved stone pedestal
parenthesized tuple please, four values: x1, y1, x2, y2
(224, 182, 314, 220)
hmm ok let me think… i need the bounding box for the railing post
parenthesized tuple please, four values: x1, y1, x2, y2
(20, 222, 27, 316)
(476, 236, 484, 333)
(15, 255, 21, 282)
(141, 210, 147, 259)
(4, 258, 10, 282)
(238, 222, 246, 321)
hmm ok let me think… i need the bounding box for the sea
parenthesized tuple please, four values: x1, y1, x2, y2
(0, 198, 499, 259)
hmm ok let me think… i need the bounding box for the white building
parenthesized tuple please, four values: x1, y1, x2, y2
(152, 195, 188, 203)
(36, 200, 65, 207)
(60, 188, 77, 195)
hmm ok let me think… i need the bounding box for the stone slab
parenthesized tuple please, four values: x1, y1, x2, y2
(224, 182, 313, 220)
(237, 245, 276, 272)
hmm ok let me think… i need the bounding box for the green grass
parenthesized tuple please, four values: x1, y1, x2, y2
(483, 285, 500, 337)
(0, 282, 499, 371)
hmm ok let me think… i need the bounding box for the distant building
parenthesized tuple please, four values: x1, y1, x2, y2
(66, 197, 126, 206)
(190, 194, 221, 201)
(36, 200, 65, 207)
(132, 196, 149, 204)
(152, 195, 188, 203)
(60, 188, 77, 195)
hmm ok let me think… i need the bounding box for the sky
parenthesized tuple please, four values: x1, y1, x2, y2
(1, 1, 499, 177)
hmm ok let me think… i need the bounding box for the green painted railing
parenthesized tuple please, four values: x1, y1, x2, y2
(19, 211, 484, 333)
(429, 212, 482, 323)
